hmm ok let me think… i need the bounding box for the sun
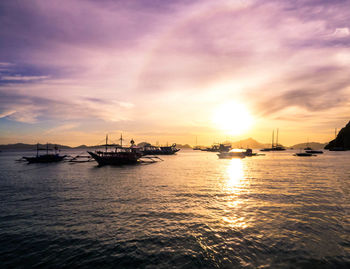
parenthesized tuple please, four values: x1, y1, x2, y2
(212, 101, 253, 135)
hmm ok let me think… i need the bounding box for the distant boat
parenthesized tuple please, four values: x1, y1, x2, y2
(304, 138, 312, 150)
(142, 143, 180, 155)
(193, 136, 201, 150)
(305, 150, 323, 154)
(294, 152, 315, 157)
(88, 135, 142, 166)
(260, 129, 286, 151)
(23, 143, 66, 163)
(217, 148, 260, 159)
(201, 143, 231, 152)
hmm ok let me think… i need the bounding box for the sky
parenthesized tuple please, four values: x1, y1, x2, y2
(0, 0, 350, 146)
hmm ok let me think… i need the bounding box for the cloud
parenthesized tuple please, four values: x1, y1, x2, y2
(332, 27, 350, 38)
(44, 123, 79, 134)
(0, 90, 135, 123)
(0, 109, 16, 118)
(1, 75, 49, 81)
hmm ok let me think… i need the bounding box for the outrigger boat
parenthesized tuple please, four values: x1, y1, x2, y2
(88, 135, 143, 166)
(23, 143, 66, 163)
(217, 148, 261, 159)
(142, 143, 180, 155)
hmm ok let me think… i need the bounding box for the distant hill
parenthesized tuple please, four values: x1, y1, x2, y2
(325, 120, 350, 150)
(229, 138, 270, 149)
(137, 142, 151, 147)
(290, 142, 326, 149)
(176, 144, 192, 149)
(0, 143, 72, 150)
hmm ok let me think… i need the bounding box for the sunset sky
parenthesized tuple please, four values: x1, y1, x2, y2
(1, 0, 350, 146)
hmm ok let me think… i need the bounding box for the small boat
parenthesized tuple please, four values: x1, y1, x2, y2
(217, 148, 258, 159)
(193, 137, 201, 150)
(142, 143, 180, 155)
(260, 129, 286, 151)
(159, 144, 180, 155)
(304, 138, 312, 150)
(201, 143, 231, 152)
(294, 152, 315, 157)
(305, 150, 323, 154)
(23, 144, 66, 163)
(88, 135, 142, 166)
(201, 144, 220, 152)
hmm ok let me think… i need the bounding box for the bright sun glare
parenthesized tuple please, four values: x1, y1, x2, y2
(212, 101, 253, 135)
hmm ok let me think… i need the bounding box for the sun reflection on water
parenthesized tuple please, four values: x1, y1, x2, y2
(222, 158, 249, 229)
(226, 158, 244, 188)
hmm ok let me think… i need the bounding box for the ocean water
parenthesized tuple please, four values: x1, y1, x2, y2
(0, 149, 350, 268)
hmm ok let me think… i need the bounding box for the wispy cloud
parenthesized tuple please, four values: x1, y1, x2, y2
(1, 75, 49, 81)
(44, 123, 79, 134)
(332, 27, 350, 38)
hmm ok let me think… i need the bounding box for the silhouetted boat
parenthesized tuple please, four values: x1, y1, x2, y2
(304, 138, 313, 150)
(88, 135, 142, 166)
(193, 136, 201, 150)
(305, 150, 323, 154)
(218, 149, 246, 159)
(217, 148, 260, 159)
(142, 144, 180, 155)
(202, 143, 231, 152)
(260, 129, 286, 151)
(294, 152, 315, 157)
(23, 143, 66, 163)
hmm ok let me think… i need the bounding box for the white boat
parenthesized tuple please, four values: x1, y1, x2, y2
(217, 148, 256, 159)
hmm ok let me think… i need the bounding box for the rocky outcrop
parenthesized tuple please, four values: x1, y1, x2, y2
(325, 121, 350, 150)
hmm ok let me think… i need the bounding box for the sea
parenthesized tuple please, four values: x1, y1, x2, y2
(0, 149, 349, 268)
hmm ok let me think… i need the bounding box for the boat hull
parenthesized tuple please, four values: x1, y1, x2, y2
(294, 153, 314, 157)
(305, 150, 323, 154)
(88, 151, 141, 166)
(142, 149, 180, 155)
(23, 155, 66, 163)
(217, 153, 245, 159)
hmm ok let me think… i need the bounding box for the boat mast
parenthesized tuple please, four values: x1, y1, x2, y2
(276, 128, 279, 147)
(120, 134, 123, 147)
(272, 130, 274, 148)
(105, 134, 108, 152)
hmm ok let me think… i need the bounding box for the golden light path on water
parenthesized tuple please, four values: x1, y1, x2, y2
(221, 158, 249, 229)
